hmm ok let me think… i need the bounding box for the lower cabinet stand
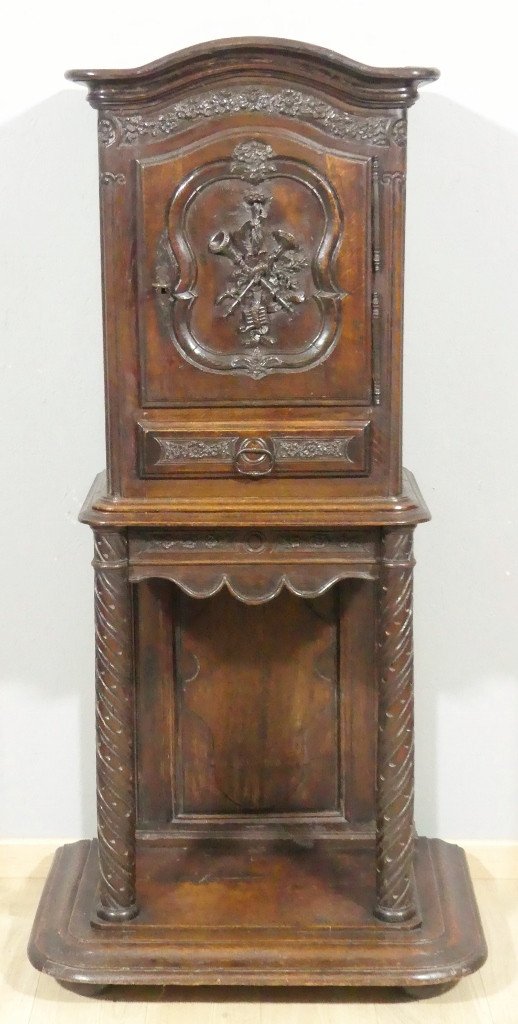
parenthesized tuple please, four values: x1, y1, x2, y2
(29, 480, 487, 995)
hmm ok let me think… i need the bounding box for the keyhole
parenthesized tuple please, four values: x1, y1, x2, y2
(152, 281, 170, 295)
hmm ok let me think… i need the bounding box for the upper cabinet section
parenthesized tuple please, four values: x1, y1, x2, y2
(67, 39, 438, 506)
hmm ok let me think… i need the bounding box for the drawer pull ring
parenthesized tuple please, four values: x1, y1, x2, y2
(234, 437, 275, 477)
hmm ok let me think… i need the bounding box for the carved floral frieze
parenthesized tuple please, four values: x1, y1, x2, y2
(99, 87, 407, 149)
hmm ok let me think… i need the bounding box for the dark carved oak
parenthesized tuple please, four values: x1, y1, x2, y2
(27, 38, 487, 995)
(93, 531, 138, 922)
(375, 527, 418, 924)
(60, 40, 439, 507)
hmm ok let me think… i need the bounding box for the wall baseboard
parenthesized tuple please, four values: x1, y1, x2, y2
(0, 838, 517, 880)
(452, 840, 518, 880)
(0, 840, 76, 879)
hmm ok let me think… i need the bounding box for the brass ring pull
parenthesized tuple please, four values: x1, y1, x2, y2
(234, 437, 275, 477)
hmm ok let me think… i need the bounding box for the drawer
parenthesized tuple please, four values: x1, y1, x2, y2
(137, 420, 371, 479)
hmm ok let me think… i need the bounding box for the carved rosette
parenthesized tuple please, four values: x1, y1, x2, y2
(93, 530, 138, 922)
(375, 528, 419, 924)
(99, 171, 126, 186)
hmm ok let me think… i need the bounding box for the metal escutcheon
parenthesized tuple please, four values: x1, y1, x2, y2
(234, 437, 275, 477)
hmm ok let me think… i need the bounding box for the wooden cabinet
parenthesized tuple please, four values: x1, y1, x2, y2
(29, 38, 486, 996)
(74, 41, 415, 502)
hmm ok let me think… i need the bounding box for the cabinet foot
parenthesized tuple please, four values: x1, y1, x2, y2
(58, 982, 111, 998)
(402, 982, 458, 998)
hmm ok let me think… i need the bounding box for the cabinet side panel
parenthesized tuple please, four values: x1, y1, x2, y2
(340, 579, 377, 822)
(135, 580, 175, 824)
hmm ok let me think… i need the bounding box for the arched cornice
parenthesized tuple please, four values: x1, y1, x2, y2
(66, 37, 439, 111)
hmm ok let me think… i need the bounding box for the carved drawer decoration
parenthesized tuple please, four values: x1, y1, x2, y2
(137, 421, 370, 478)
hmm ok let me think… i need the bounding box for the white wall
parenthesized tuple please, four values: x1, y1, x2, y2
(1, 2, 516, 839)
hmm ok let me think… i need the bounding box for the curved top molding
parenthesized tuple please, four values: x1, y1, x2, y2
(66, 36, 439, 111)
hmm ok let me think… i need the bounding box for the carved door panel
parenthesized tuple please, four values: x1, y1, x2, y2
(137, 131, 372, 408)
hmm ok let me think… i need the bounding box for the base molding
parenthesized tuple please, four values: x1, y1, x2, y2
(28, 836, 486, 989)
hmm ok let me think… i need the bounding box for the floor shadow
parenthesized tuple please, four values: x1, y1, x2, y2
(50, 979, 476, 1006)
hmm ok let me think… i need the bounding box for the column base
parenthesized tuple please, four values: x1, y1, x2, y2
(374, 902, 418, 925)
(28, 835, 486, 989)
(96, 902, 139, 924)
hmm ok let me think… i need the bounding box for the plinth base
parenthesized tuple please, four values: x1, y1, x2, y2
(28, 837, 486, 990)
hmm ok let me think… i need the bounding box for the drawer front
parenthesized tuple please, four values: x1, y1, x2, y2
(129, 528, 377, 564)
(137, 421, 370, 479)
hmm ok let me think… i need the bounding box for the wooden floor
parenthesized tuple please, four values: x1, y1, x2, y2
(1, 845, 517, 1023)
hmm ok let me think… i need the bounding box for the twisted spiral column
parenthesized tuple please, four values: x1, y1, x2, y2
(374, 527, 420, 924)
(93, 530, 138, 922)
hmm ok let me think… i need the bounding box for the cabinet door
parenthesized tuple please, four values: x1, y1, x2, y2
(137, 129, 372, 410)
